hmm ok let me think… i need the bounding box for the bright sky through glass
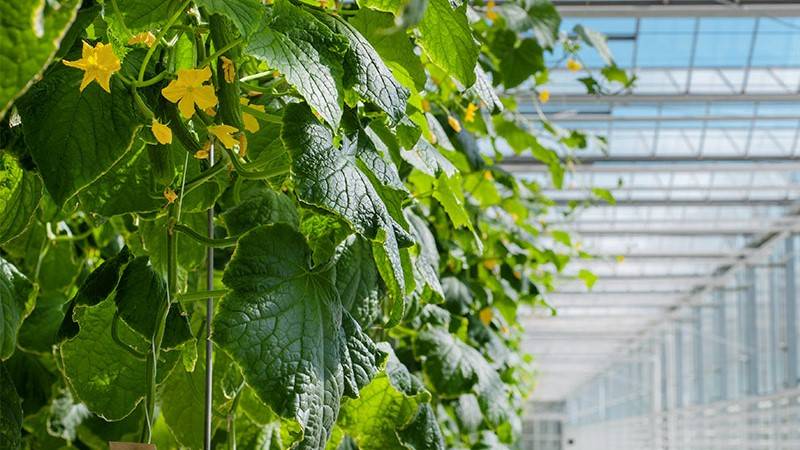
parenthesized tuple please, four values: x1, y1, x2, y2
(516, 14, 800, 401)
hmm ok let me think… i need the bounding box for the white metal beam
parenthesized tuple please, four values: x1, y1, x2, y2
(565, 223, 800, 235)
(525, 93, 800, 104)
(506, 161, 800, 173)
(553, 1, 800, 17)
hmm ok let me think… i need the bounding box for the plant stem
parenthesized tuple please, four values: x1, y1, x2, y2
(177, 289, 228, 302)
(226, 389, 242, 450)
(180, 162, 227, 195)
(173, 223, 238, 248)
(112, 311, 147, 360)
(135, 70, 171, 88)
(239, 70, 277, 82)
(132, 87, 155, 120)
(224, 148, 290, 180)
(141, 206, 178, 443)
(241, 105, 282, 124)
(204, 142, 216, 450)
(138, 0, 192, 82)
(199, 38, 245, 67)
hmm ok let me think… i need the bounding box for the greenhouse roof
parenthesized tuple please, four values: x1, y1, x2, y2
(506, 3, 800, 401)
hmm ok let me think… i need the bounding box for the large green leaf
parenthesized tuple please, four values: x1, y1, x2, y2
(338, 362, 421, 449)
(0, 0, 81, 118)
(406, 211, 443, 298)
(247, 0, 343, 127)
(17, 63, 144, 206)
(357, 0, 407, 15)
(334, 235, 380, 328)
(470, 65, 503, 114)
(16, 292, 67, 354)
(221, 187, 299, 236)
(195, 0, 263, 37)
(0, 256, 36, 360)
(489, 29, 544, 89)
(398, 403, 445, 450)
(432, 173, 474, 232)
(413, 327, 511, 426)
(350, 9, 426, 92)
(112, 0, 183, 31)
(574, 24, 614, 65)
(114, 256, 192, 350)
(160, 351, 206, 449)
(282, 103, 411, 297)
(0, 362, 22, 449)
(416, 0, 478, 87)
(76, 145, 163, 216)
(57, 247, 132, 341)
(213, 224, 384, 450)
(400, 138, 456, 178)
(59, 299, 148, 420)
(527, 0, 561, 49)
(338, 344, 442, 450)
(321, 15, 409, 121)
(138, 211, 208, 282)
(0, 153, 41, 246)
(497, 0, 560, 49)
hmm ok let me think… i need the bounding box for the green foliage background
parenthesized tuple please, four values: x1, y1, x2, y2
(0, 0, 629, 449)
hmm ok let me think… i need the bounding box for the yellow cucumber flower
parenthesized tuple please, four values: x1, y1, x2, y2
(447, 115, 461, 133)
(161, 67, 218, 119)
(128, 31, 156, 47)
(479, 307, 493, 326)
(207, 124, 239, 149)
(62, 41, 121, 93)
(221, 56, 236, 83)
(240, 98, 264, 133)
(566, 58, 582, 72)
(486, 0, 498, 21)
(538, 89, 550, 104)
(151, 119, 172, 145)
(464, 103, 479, 123)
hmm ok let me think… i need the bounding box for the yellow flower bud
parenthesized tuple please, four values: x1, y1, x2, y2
(163, 188, 178, 204)
(479, 307, 493, 326)
(447, 115, 461, 133)
(464, 103, 479, 123)
(128, 31, 156, 48)
(151, 119, 172, 145)
(221, 56, 235, 83)
(566, 58, 582, 72)
(538, 89, 550, 104)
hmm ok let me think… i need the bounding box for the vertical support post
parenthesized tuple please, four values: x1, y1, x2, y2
(769, 252, 780, 391)
(693, 307, 704, 405)
(743, 266, 759, 396)
(786, 237, 798, 387)
(659, 337, 668, 411)
(715, 289, 728, 401)
(204, 141, 215, 450)
(674, 328, 683, 409)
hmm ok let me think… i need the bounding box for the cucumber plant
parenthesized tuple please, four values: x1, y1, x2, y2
(0, 0, 628, 449)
